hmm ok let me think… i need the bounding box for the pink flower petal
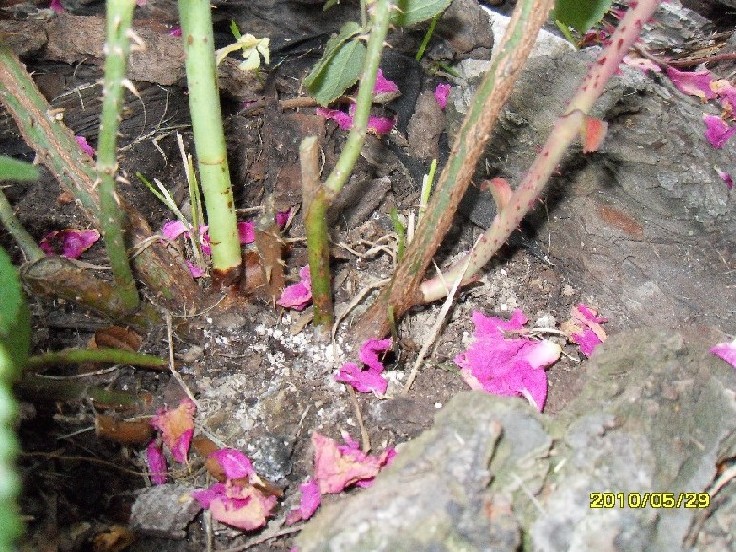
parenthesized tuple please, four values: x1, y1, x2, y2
(454, 310, 560, 412)
(703, 114, 736, 148)
(161, 220, 188, 241)
(667, 67, 716, 100)
(316, 107, 353, 130)
(570, 328, 603, 357)
(151, 398, 196, 463)
(285, 479, 321, 525)
(75, 135, 96, 157)
(358, 338, 392, 371)
(434, 83, 451, 109)
(276, 209, 290, 229)
(49, 0, 64, 13)
(39, 229, 100, 259)
(717, 170, 733, 190)
(186, 261, 206, 279)
(237, 221, 255, 244)
(366, 114, 395, 135)
(335, 362, 388, 394)
(146, 440, 168, 485)
(168, 27, 182, 37)
(712, 79, 736, 115)
(277, 265, 312, 310)
(312, 432, 393, 494)
(710, 339, 736, 369)
(210, 448, 255, 480)
(621, 55, 661, 74)
(192, 482, 227, 509)
(562, 304, 608, 357)
(207, 485, 277, 531)
(373, 69, 400, 103)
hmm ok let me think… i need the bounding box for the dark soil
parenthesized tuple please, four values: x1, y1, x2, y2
(1, 0, 734, 550)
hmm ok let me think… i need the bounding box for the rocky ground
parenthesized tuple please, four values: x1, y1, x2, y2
(0, 0, 734, 550)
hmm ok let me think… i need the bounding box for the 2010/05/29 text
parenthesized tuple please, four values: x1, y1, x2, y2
(589, 492, 710, 509)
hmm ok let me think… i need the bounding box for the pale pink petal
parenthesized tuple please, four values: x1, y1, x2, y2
(710, 339, 736, 368)
(711, 79, 736, 114)
(237, 221, 255, 244)
(373, 69, 400, 103)
(39, 229, 100, 259)
(277, 265, 312, 310)
(355, 447, 396, 488)
(151, 398, 196, 463)
(312, 432, 389, 494)
(146, 440, 168, 485)
(285, 479, 321, 525)
(576, 303, 607, 324)
(135, 0, 147, 5)
(75, 135, 96, 157)
(434, 83, 451, 109)
(667, 67, 716, 100)
(622, 55, 661, 74)
(703, 114, 736, 148)
(207, 486, 277, 531)
(161, 220, 188, 240)
(210, 448, 255, 480)
(717, 170, 733, 190)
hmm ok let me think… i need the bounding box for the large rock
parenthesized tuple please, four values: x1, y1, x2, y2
(296, 328, 736, 551)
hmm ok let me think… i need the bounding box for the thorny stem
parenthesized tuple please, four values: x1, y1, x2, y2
(178, 0, 241, 285)
(302, 0, 391, 330)
(352, 0, 554, 345)
(0, 45, 201, 314)
(421, 0, 662, 300)
(97, 0, 140, 312)
(26, 348, 166, 371)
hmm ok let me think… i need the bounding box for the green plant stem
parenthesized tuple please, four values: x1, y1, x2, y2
(302, 0, 390, 331)
(421, 0, 662, 301)
(300, 136, 333, 330)
(351, 0, 553, 345)
(178, 0, 241, 285)
(0, 188, 44, 262)
(323, 0, 391, 196)
(26, 348, 166, 371)
(16, 374, 141, 407)
(97, 0, 139, 312)
(0, 45, 201, 313)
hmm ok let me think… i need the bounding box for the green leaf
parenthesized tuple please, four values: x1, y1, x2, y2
(0, 156, 39, 183)
(304, 22, 364, 105)
(230, 20, 242, 40)
(553, 0, 613, 34)
(323, 0, 339, 10)
(391, 0, 451, 28)
(305, 31, 366, 106)
(0, 247, 29, 380)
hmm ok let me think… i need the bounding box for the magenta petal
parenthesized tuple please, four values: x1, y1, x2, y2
(711, 340, 736, 368)
(703, 114, 736, 148)
(168, 26, 182, 37)
(276, 210, 290, 228)
(717, 170, 734, 190)
(286, 479, 321, 525)
(316, 107, 353, 130)
(667, 66, 716, 100)
(335, 362, 388, 394)
(434, 83, 451, 109)
(75, 135, 96, 157)
(576, 303, 607, 324)
(210, 448, 255, 480)
(186, 261, 205, 279)
(571, 328, 603, 357)
(146, 441, 168, 485)
(49, 0, 64, 13)
(39, 229, 100, 259)
(237, 221, 255, 244)
(171, 429, 194, 463)
(162, 220, 188, 240)
(367, 114, 395, 135)
(192, 482, 227, 509)
(277, 266, 312, 310)
(373, 69, 400, 103)
(358, 338, 392, 372)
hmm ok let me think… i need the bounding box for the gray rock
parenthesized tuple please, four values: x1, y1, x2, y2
(296, 328, 736, 551)
(130, 484, 202, 539)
